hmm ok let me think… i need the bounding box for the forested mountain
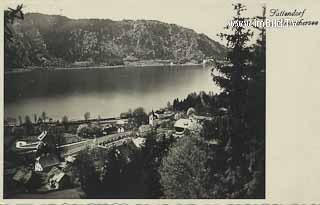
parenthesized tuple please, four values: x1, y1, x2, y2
(5, 13, 226, 69)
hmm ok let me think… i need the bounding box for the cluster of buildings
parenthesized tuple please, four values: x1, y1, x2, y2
(5, 106, 216, 197)
(5, 148, 76, 196)
(148, 107, 212, 138)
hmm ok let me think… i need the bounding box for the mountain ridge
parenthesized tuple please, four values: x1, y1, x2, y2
(5, 13, 226, 69)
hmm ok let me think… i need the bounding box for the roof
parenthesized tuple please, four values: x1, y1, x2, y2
(157, 113, 174, 119)
(116, 120, 125, 125)
(47, 166, 62, 177)
(38, 131, 48, 141)
(39, 154, 60, 169)
(50, 172, 66, 182)
(132, 137, 146, 148)
(18, 135, 41, 143)
(192, 115, 213, 121)
(65, 155, 76, 163)
(187, 107, 196, 116)
(174, 119, 192, 129)
(13, 168, 32, 184)
(150, 110, 158, 117)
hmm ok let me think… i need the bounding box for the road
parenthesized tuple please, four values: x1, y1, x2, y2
(60, 131, 133, 156)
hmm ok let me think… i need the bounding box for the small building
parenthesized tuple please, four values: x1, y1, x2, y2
(12, 167, 33, 185)
(102, 124, 117, 135)
(35, 167, 70, 192)
(65, 155, 76, 163)
(71, 61, 93, 67)
(173, 119, 192, 136)
(123, 55, 139, 62)
(116, 120, 126, 133)
(12, 167, 44, 191)
(155, 111, 174, 120)
(132, 137, 146, 148)
(117, 127, 125, 133)
(35, 154, 60, 172)
(116, 120, 126, 126)
(15, 131, 48, 152)
(37, 131, 48, 141)
(15, 141, 40, 151)
(149, 110, 158, 126)
(47, 171, 70, 191)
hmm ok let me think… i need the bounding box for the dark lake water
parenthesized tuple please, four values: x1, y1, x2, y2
(4, 65, 220, 120)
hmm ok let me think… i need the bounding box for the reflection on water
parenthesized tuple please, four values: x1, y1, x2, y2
(5, 65, 220, 120)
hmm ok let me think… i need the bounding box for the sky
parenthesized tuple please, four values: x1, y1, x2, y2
(4, 0, 265, 43)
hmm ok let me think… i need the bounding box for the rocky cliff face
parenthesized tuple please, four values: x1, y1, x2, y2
(5, 13, 226, 68)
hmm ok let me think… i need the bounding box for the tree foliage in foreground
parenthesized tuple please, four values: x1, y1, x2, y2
(73, 132, 176, 198)
(160, 135, 211, 198)
(160, 3, 265, 199)
(209, 3, 265, 198)
(4, 5, 26, 69)
(4, 4, 24, 42)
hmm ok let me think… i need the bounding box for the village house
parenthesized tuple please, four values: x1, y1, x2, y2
(35, 154, 60, 172)
(46, 167, 70, 191)
(71, 60, 93, 67)
(149, 110, 157, 126)
(173, 118, 192, 137)
(12, 167, 33, 186)
(149, 110, 174, 127)
(10, 166, 41, 192)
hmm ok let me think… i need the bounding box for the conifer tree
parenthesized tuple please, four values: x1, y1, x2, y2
(4, 4, 24, 42)
(211, 3, 253, 178)
(243, 5, 266, 198)
(210, 4, 266, 198)
(4, 5, 24, 69)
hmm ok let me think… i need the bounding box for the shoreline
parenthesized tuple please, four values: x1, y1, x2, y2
(5, 63, 204, 75)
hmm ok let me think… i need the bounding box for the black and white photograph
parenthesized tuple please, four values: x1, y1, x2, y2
(3, 0, 266, 199)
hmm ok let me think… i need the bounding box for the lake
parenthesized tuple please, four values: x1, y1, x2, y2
(4, 65, 220, 121)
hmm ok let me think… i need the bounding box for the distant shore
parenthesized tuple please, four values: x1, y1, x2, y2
(5, 62, 204, 75)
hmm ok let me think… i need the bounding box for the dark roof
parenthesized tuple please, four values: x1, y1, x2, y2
(13, 167, 32, 184)
(39, 154, 60, 169)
